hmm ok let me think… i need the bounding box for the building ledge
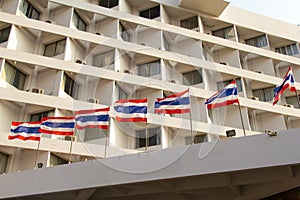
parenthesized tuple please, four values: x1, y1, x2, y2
(178, 0, 229, 17)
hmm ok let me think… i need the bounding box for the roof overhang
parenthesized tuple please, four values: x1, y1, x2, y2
(178, 0, 229, 17)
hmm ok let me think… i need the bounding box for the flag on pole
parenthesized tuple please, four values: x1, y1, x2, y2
(75, 107, 110, 130)
(205, 80, 239, 109)
(114, 98, 147, 122)
(273, 67, 297, 105)
(39, 117, 75, 136)
(154, 89, 191, 114)
(9, 121, 41, 141)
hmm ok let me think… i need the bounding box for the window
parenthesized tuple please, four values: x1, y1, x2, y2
(0, 152, 8, 174)
(275, 43, 299, 56)
(252, 86, 275, 102)
(73, 11, 87, 31)
(43, 39, 66, 57)
(212, 26, 235, 39)
(136, 127, 161, 148)
(2, 62, 26, 90)
(138, 60, 161, 77)
(163, 35, 170, 51)
(19, 0, 40, 20)
(93, 50, 115, 67)
(63, 73, 79, 99)
(185, 135, 207, 145)
(99, 0, 118, 8)
(0, 26, 11, 44)
(217, 78, 243, 92)
(116, 84, 128, 100)
(120, 23, 130, 42)
(85, 129, 107, 141)
(286, 96, 299, 108)
(30, 110, 54, 122)
(245, 35, 268, 48)
(50, 153, 68, 166)
(139, 5, 160, 19)
(180, 16, 198, 30)
(183, 70, 203, 85)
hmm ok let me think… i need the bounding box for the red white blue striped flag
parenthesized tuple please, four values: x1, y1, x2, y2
(273, 67, 297, 105)
(205, 80, 239, 109)
(154, 89, 191, 114)
(114, 98, 147, 122)
(9, 121, 41, 141)
(75, 107, 110, 130)
(39, 117, 75, 136)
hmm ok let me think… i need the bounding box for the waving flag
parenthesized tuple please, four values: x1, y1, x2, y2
(273, 67, 297, 105)
(39, 117, 75, 136)
(9, 121, 41, 141)
(154, 89, 190, 114)
(75, 107, 110, 130)
(205, 80, 239, 109)
(114, 98, 147, 122)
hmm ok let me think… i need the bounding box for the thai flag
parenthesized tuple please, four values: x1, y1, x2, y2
(9, 121, 41, 141)
(75, 107, 110, 130)
(205, 80, 239, 109)
(154, 89, 191, 114)
(39, 117, 75, 136)
(273, 67, 297, 105)
(114, 98, 147, 122)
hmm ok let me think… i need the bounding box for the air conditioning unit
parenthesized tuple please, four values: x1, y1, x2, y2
(95, 32, 101, 35)
(168, 79, 177, 83)
(250, 96, 259, 101)
(220, 62, 228, 65)
(284, 104, 294, 108)
(88, 98, 99, 104)
(140, 43, 146, 46)
(45, 20, 54, 24)
(31, 88, 44, 94)
(123, 69, 131, 74)
(76, 59, 83, 64)
(255, 70, 263, 74)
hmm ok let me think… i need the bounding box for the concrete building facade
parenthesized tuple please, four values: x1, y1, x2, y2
(0, 0, 300, 199)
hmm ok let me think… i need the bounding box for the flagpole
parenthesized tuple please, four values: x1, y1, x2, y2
(238, 102, 246, 136)
(145, 122, 148, 152)
(104, 117, 110, 158)
(189, 111, 194, 144)
(34, 139, 41, 169)
(68, 135, 74, 164)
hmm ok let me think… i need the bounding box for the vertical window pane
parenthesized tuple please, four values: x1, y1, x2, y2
(183, 70, 203, 85)
(3, 62, 26, 90)
(55, 39, 66, 55)
(180, 16, 198, 29)
(0, 26, 11, 43)
(0, 152, 8, 174)
(136, 127, 161, 148)
(93, 50, 115, 67)
(245, 35, 267, 48)
(20, 0, 40, 20)
(138, 60, 160, 77)
(140, 5, 160, 19)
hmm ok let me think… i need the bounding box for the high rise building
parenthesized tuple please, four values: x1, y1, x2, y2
(0, 0, 300, 199)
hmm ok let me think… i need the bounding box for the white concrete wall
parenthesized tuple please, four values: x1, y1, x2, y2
(247, 57, 275, 76)
(214, 48, 241, 68)
(2, 0, 19, 15)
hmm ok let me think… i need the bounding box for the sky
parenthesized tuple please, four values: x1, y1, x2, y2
(227, 0, 300, 25)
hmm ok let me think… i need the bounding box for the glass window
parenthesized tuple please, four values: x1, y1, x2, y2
(50, 153, 68, 166)
(286, 96, 299, 108)
(85, 128, 107, 141)
(0, 26, 11, 43)
(0, 152, 8, 174)
(185, 134, 207, 145)
(212, 26, 235, 39)
(43, 39, 66, 57)
(30, 110, 54, 122)
(252, 86, 275, 102)
(120, 23, 130, 42)
(180, 16, 198, 30)
(275, 43, 299, 56)
(217, 78, 243, 92)
(63, 73, 79, 99)
(116, 84, 128, 100)
(183, 70, 203, 86)
(99, 0, 119, 8)
(2, 62, 26, 90)
(93, 50, 115, 67)
(138, 60, 161, 77)
(245, 35, 268, 48)
(19, 0, 40, 20)
(136, 127, 161, 148)
(163, 35, 170, 51)
(139, 5, 160, 19)
(73, 11, 87, 31)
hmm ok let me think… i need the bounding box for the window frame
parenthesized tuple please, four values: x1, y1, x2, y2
(43, 39, 66, 57)
(2, 62, 26, 90)
(212, 26, 235, 39)
(136, 127, 161, 148)
(19, 0, 40, 20)
(252, 86, 275, 102)
(99, 0, 119, 8)
(182, 69, 203, 86)
(245, 35, 268, 48)
(63, 73, 79, 99)
(73, 10, 87, 32)
(0, 152, 8, 174)
(29, 110, 55, 122)
(180, 16, 198, 30)
(275, 43, 299, 56)
(138, 60, 161, 77)
(120, 23, 130, 42)
(93, 50, 115, 68)
(139, 5, 160, 19)
(0, 26, 11, 44)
